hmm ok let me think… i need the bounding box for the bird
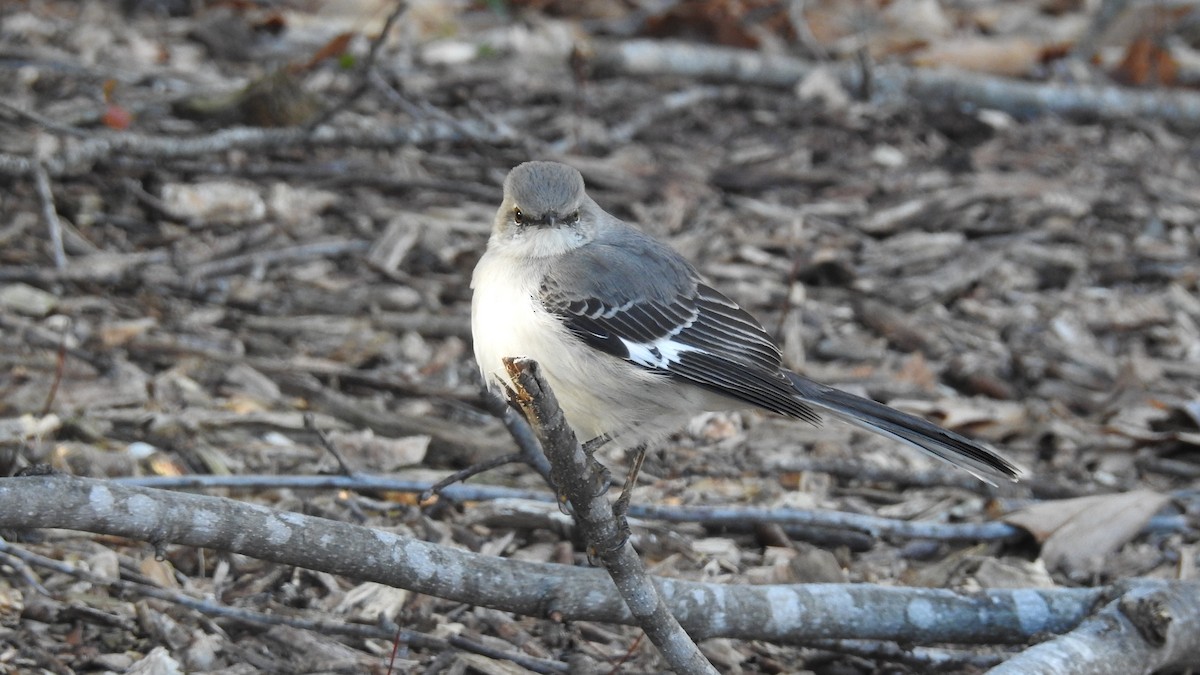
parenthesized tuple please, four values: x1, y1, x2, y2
(471, 161, 1019, 501)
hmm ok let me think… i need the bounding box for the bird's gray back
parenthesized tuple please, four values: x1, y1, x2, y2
(542, 216, 696, 305)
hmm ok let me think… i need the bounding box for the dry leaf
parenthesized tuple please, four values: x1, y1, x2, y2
(333, 582, 409, 623)
(1113, 36, 1180, 86)
(912, 37, 1048, 77)
(1004, 490, 1171, 576)
(140, 556, 181, 590)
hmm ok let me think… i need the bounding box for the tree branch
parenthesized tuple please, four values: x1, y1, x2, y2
(591, 40, 1200, 130)
(989, 580, 1200, 674)
(0, 474, 1106, 646)
(502, 356, 718, 674)
(0, 119, 514, 178)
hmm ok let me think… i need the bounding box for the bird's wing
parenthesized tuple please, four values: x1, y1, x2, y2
(540, 245, 821, 424)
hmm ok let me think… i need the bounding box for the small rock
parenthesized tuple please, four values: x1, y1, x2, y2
(0, 282, 57, 316)
(161, 181, 265, 225)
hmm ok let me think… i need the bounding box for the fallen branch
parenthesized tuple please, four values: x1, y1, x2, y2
(0, 473, 1105, 646)
(590, 40, 1200, 130)
(0, 119, 515, 178)
(989, 580, 1200, 674)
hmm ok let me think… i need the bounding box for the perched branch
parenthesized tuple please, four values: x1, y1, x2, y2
(590, 40, 1200, 130)
(502, 356, 718, 675)
(0, 474, 1106, 645)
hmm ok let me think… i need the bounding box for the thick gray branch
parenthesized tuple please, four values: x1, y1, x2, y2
(989, 580, 1200, 674)
(0, 474, 1103, 645)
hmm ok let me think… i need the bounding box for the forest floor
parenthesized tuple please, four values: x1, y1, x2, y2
(1, 1, 1199, 673)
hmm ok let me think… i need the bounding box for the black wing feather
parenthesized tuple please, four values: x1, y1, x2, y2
(544, 276, 821, 425)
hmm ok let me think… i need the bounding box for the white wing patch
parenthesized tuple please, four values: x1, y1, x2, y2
(620, 336, 700, 369)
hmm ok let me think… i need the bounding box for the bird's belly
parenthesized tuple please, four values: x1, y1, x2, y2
(471, 259, 697, 442)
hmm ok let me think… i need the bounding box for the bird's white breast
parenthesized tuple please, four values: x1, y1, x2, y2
(470, 247, 703, 443)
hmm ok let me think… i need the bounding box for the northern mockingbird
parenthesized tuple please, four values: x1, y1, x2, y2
(472, 161, 1019, 491)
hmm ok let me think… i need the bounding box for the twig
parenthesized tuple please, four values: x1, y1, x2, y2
(274, 372, 514, 466)
(32, 160, 66, 270)
(0, 120, 515, 178)
(480, 387, 554, 484)
(504, 357, 718, 675)
(305, 1, 409, 131)
(770, 455, 1092, 499)
(0, 540, 570, 674)
(38, 318, 69, 416)
(630, 502, 1020, 542)
(0, 100, 89, 137)
(185, 238, 371, 281)
(806, 638, 1006, 671)
(303, 412, 358, 476)
(0, 250, 170, 285)
(419, 452, 524, 504)
(111, 473, 1187, 543)
(609, 86, 727, 143)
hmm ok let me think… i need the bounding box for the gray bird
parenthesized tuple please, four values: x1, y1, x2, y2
(472, 161, 1019, 487)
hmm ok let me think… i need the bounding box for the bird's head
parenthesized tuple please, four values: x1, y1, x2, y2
(492, 162, 595, 256)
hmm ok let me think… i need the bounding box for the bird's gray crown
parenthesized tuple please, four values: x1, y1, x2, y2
(504, 161, 586, 218)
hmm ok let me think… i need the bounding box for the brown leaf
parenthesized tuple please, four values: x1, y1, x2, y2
(641, 0, 794, 49)
(1112, 37, 1179, 87)
(912, 37, 1049, 78)
(1004, 490, 1171, 576)
(303, 31, 354, 71)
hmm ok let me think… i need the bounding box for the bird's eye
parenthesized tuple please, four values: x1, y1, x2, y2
(570, 210, 580, 223)
(513, 207, 523, 224)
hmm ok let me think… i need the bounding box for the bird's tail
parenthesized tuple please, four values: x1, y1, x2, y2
(785, 372, 1021, 485)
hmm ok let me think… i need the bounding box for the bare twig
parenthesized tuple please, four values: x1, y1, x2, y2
(480, 387, 554, 484)
(0, 100, 89, 137)
(503, 356, 718, 675)
(184, 239, 371, 281)
(769, 455, 1092, 499)
(38, 318, 69, 416)
(114, 474, 555, 503)
(0, 121, 515, 178)
(609, 86, 727, 143)
(32, 160, 66, 270)
(419, 452, 524, 504)
(304, 412, 358, 476)
(807, 638, 1006, 671)
(274, 373, 514, 466)
(305, 1, 409, 131)
(111, 473, 1187, 543)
